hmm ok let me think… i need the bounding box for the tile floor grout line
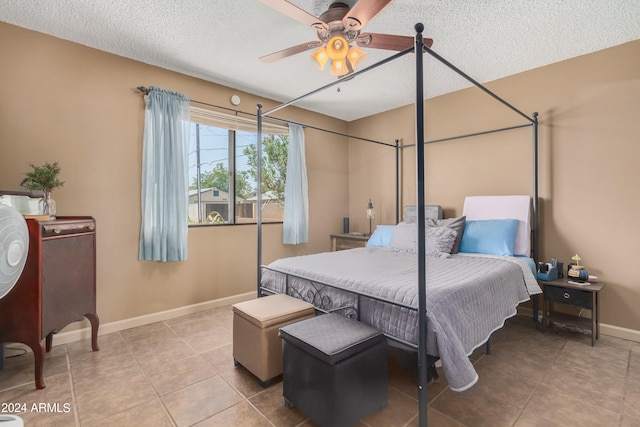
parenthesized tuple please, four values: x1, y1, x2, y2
(163, 310, 278, 425)
(4, 307, 635, 426)
(216, 369, 278, 427)
(508, 376, 543, 426)
(508, 330, 568, 427)
(0, 345, 36, 393)
(618, 346, 634, 427)
(117, 330, 179, 427)
(64, 346, 81, 427)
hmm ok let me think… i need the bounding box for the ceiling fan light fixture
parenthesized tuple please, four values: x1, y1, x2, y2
(326, 35, 349, 60)
(311, 47, 329, 70)
(347, 45, 367, 68)
(330, 58, 349, 77)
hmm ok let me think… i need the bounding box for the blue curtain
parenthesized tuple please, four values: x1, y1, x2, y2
(282, 123, 309, 244)
(139, 86, 190, 261)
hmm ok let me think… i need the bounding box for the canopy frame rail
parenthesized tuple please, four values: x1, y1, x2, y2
(256, 22, 540, 427)
(422, 45, 535, 124)
(403, 123, 533, 148)
(263, 46, 415, 116)
(256, 47, 413, 290)
(261, 114, 397, 148)
(419, 43, 540, 268)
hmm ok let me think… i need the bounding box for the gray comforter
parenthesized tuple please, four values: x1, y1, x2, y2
(261, 247, 541, 391)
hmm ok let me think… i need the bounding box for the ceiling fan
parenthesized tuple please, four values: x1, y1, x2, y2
(258, 0, 433, 76)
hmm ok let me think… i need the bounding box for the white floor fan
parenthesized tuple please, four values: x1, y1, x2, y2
(0, 204, 28, 427)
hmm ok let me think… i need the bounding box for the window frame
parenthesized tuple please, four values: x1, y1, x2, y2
(188, 107, 288, 227)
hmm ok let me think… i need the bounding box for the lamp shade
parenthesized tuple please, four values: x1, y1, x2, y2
(326, 35, 349, 60)
(314, 34, 368, 77)
(347, 46, 367, 68)
(367, 199, 375, 219)
(330, 58, 349, 76)
(311, 47, 329, 70)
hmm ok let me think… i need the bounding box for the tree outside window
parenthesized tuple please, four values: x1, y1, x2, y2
(188, 123, 288, 225)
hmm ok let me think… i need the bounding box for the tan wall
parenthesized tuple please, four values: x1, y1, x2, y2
(0, 22, 350, 326)
(348, 40, 640, 332)
(2, 20, 638, 335)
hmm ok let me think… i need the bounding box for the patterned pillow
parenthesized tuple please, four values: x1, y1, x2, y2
(426, 216, 466, 254)
(388, 222, 458, 258)
(426, 225, 458, 257)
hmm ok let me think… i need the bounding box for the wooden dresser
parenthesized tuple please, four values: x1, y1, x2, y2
(0, 216, 99, 389)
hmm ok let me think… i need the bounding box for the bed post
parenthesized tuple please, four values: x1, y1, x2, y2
(532, 112, 540, 322)
(414, 22, 428, 427)
(532, 112, 539, 265)
(257, 103, 264, 297)
(395, 139, 400, 224)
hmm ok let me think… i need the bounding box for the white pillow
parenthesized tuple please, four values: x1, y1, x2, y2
(427, 226, 459, 257)
(388, 222, 416, 253)
(388, 222, 458, 258)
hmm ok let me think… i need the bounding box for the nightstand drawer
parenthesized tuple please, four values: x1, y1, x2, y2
(335, 239, 366, 251)
(331, 234, 369, 251)
(544, 286, 592, 309)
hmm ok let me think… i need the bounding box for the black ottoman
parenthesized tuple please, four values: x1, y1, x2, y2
(279, 313, 388, 427)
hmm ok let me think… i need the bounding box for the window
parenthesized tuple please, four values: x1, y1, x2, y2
(188, 107, 289, 225)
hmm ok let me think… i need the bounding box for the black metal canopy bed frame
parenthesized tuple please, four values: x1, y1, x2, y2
(256, 23, 540, 427)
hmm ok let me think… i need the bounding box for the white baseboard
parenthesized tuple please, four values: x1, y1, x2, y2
(47, 291, 256, 347)
(9, 294, 639, 350)
(518, 306, 640, 343)
(600, 323, 640, 343)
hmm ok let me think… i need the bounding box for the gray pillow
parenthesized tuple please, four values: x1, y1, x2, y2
(426, 216, 466, 254)
(388, 221, 458, 258)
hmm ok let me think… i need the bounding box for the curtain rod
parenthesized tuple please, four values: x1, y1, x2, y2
(137, 86, 297, 129)
(136, 86, 395, 147)
(137, 86, 254, 116)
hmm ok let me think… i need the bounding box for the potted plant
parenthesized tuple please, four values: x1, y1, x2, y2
(20, 161, 65, 216)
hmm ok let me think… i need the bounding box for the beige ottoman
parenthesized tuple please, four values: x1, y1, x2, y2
(233, 294, 315, 386)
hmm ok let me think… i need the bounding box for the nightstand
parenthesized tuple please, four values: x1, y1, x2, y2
(330, 233, 369, 251)
(540, 278, 605, 346)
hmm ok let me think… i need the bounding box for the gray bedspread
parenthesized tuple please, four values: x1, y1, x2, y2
(261, 247, 541, 391)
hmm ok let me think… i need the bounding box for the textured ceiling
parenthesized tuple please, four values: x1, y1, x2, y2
(1, 0, 639, 121)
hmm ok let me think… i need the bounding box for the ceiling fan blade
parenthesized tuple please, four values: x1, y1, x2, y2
(257, 0, 326, 28)
(357, 33, 434, 51)
(259, 41, 322, 63)
(343, 0, 393, 29)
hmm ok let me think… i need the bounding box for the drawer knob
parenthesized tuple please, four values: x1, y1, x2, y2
(53, 228, 61, 234)
(563, 292, 570, 299)
(87, 225, 95, 231)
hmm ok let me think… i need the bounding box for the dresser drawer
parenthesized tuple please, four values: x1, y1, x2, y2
(41, 219, 95, 237)
(544, 285, 592, 309)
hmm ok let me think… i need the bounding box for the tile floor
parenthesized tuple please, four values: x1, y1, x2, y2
(1, 306, 639, 427)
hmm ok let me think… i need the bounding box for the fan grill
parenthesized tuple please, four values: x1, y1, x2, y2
(0, 205, 29, 300)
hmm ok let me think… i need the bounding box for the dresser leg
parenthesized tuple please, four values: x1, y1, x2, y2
(26, 341, 46, 389)
(86, 313, 100, 352)
(45, 333, 53, 352)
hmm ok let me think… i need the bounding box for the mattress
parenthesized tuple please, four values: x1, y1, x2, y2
(260, 247, 541, 391)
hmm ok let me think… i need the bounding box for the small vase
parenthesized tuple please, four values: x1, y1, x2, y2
(38, 191, 57, 218)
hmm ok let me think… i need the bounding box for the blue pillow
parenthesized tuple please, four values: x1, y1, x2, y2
(458, 219, 519, 256)
(366, 225, 395, 247)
